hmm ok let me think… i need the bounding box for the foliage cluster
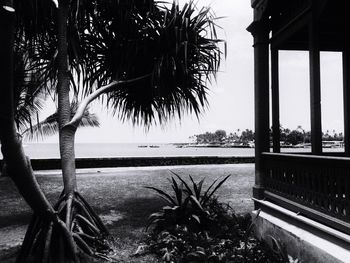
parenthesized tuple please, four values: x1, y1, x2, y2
(140, 173, 288, 262)
(14, 0, 224, 129)
(146, 172, 231, 233)
(279, 126, 343, 145)
(191, 129, 254, 145)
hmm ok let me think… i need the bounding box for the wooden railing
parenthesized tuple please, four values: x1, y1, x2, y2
(262, 152, 350, 234)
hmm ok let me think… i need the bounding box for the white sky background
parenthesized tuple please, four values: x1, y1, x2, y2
(40, 0, 344, 143)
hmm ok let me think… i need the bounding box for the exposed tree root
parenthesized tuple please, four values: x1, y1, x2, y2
(16, 192, 114, 263)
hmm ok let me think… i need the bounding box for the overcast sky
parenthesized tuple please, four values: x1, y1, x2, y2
(41, 0, 344, 143)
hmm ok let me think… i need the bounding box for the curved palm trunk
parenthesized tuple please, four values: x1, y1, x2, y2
(0, 8, 79, 263)
(0, 5, 53, 217)
(5, 1, 112, 261)
(1, 1, 111, 262)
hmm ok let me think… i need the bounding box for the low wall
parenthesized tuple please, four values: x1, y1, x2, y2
(0, 156, 254, 172)
(252, 204, 350, 263)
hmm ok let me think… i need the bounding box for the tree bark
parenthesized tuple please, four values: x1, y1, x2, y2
(57, 0, 77, 194)
(0, 6, 53, 216)
(1, 4, 109, 263)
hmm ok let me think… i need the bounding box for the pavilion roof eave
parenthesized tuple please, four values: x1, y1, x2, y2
(271, 29, 349, 51)
(268, 0, 348, 52)
(269, 8, 310, 50)
(275, 43, 346, 52)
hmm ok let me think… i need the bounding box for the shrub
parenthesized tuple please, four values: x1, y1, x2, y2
(145, 172, 231, 233)
(141, 172, 288, 262)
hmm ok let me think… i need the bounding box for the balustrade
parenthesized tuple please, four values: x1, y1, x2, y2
(262, 152, 350, 233)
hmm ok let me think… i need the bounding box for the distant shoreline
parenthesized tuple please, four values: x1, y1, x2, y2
(173, 142, 345, 149)
(173, 143, 254, 148)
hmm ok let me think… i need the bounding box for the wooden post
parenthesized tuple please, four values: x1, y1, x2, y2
(271, 48, 280, 153)
(308, 11, 322, 155)
(343, 50, 350, 156)
(248, 19, 270, 200)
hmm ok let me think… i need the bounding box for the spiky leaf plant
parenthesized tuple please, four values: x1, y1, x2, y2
(146, 172, 231, 232)
(144, 176, 288, 263)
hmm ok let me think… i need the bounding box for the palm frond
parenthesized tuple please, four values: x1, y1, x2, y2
(13, 45, 49, 133)
(22, 112, 59, 141)
(82, 0, 224, 127)
(202, 174, 231, 206)
(14, 0, 224, 129)
(15, 0, 159, 98)
(22, 102, 100, 141)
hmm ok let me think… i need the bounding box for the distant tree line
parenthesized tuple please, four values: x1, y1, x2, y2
(279, 126, 344, 145)
(190, 129, 254, 145)
(190, 126, 344, 146)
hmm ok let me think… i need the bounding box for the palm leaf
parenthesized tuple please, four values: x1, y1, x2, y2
(171, 177, 183, 205)
(22, 102, 100, 141)
(189, 195, 204, 212)
(202, 174, 231, 206)
(201, 177, 219, 204)
(144, 186, 177, 206)
(82, 0, 223, 127)
(169, 171, 193, 196)
(189, 175, 204, 200)
(15, 0, 224, 130)
(22, 113, 59, 141)
(13, 46, 48, 133)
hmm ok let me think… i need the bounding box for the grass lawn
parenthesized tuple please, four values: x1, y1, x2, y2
(0, 163, 254, 262)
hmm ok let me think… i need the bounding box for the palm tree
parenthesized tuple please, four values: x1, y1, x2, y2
(0, 44, 99, 177)
(1, 4, 74, 263)
(2, 0, 224, 261)
(57, 3, 223, 260)
(13, 46, 100, 141)
(296, 125, 305, 144)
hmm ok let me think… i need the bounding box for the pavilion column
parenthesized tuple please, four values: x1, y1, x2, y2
(248, 19, 270, 200)
(308, 12, 322, 155)
(271, 48, 280, 153)
(343, 49, 350, 156)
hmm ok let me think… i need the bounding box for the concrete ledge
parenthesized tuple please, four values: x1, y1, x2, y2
(253, 202, 350, 263)
(0, 156, 254, 172)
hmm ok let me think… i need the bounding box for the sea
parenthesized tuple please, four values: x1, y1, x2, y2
(0, 143, 344, 159)
(20, 143, 255, 159)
